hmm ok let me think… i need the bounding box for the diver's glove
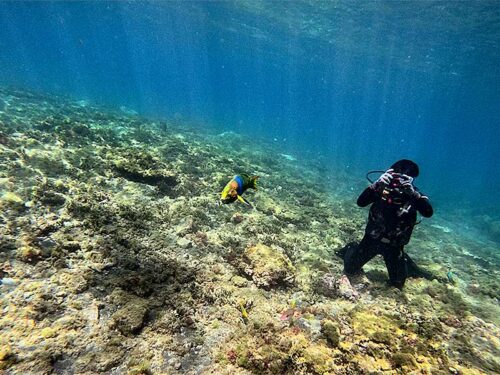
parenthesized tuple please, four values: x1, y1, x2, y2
(400, 180, 422, 199)
(371, 169, 393, 190)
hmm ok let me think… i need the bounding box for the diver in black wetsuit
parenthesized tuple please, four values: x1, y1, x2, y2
(342, 159, 434, 289)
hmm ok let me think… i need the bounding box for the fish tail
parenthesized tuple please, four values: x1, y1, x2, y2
(251, 175, 260, 189)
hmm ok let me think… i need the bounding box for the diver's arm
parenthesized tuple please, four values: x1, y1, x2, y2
(415, 195, 433, 217)
(409, 186, 433, 217)
(357, 186, 379, 207)
(358, 171, 392, 207)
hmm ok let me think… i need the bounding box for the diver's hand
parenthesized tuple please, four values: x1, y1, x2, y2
(371, 169, 393, 189)
(400, 180, 421, 199)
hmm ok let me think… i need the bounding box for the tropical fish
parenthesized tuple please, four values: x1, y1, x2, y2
(220, 174, 259, 206)
(239, 300, 249, 323)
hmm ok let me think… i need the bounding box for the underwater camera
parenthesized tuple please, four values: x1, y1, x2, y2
(366, 170, 413, 205)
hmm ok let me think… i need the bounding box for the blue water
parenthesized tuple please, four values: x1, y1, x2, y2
(1, 1, 499, 216)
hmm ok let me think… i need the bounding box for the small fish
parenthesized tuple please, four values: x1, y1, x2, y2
(279, 308, 295, 321)
(446, 270, 456, 284)
(279, 306, 304, 321)
(0, 277, 17, 287)
(239, 300, 249, 323)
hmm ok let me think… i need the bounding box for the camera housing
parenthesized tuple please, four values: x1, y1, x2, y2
(381, 172, 413, 205)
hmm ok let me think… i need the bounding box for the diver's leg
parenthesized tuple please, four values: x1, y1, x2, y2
(405, 253, 435, 280)
(343, 236, 378, 275)
(335, 242, 357, 260)
(382, 245, 408, 289)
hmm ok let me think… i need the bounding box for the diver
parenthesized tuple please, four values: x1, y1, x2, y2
(339, 159, 435, 289)
(219, 174, 259, 207)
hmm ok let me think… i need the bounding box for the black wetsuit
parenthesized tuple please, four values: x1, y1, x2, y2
(343, 184, 433, 288)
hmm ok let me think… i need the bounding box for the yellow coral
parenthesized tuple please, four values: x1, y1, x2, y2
(0, 345, 12, 361)
(288, 332, 309, 355)
(244, 243, 295, 287)
(0, 191, 24, 209)
(17, 246, 41, 262)
(24, 281, 44, 292)
(352, 310, 403, 339)
(40, 327, 57, 338)
(297, 342, 336, 373)
(5, 191, 22, 202)
(352, 354, 392, 372)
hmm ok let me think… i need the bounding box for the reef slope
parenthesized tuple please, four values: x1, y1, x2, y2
(0, 88, 499, 374)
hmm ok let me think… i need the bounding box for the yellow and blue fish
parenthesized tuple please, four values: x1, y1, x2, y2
(220, 174, 259, 207)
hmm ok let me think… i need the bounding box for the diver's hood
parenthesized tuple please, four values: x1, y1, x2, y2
(390, 159, 419, 177)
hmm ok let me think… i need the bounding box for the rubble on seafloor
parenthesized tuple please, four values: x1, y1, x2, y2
(0, 87, 499, 374)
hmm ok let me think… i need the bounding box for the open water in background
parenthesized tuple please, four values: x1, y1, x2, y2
(0, 1, 499, 242)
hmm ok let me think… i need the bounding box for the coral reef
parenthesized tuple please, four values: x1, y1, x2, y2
(242, 243, 295, 288)
(0, 87, 499, 374)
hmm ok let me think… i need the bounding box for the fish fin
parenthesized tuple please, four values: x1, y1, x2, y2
(237, 195, 252, 207)
(251, 175, 260, 189)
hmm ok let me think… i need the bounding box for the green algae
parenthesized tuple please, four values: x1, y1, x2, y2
(127, 359, 152, 375)
(320, 319, 340, 347)
(392, 352, 417, 368)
